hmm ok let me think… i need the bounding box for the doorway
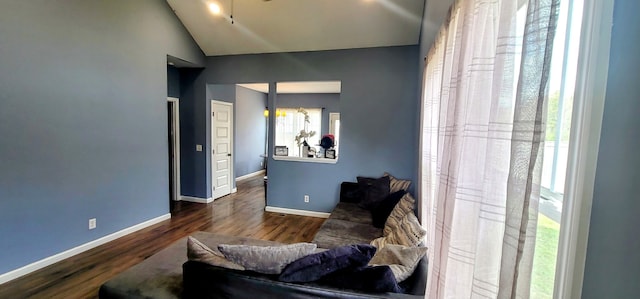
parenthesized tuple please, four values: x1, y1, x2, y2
(211, 100, 234, 200)
(167, 97, 181, 205)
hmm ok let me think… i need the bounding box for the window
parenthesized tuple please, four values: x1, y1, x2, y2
(275, 108, 322, 157)
(531, 0, 584, 298)
(418, 0, 602, 297)
(329, 112, 340, 155)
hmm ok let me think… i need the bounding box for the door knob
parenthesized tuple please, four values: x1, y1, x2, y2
(227, 153, 232, 157)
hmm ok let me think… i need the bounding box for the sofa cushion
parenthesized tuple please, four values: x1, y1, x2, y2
(372, 213, 426, 248)
(187, 236, 245, 270)
(320, 265, 402, 293)
(328, 202, 372, 225)
(218, 243, 317, 274)
(279, 244, 376, 282)
(312, 219, 382, 249)
(369, 244, 428, 282)
(383, 193, 416, 237)
(384, 172, 412, 193)
(371, 190, 407, 228)
(357, 176, 390, 210)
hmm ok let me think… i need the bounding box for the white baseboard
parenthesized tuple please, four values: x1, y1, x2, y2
(235, 170, 265, 182)
(231, 188, 237, 193)
(265, 206, 330, 218)
(0, 213, 171, 285)
(180, 196, 214, 203)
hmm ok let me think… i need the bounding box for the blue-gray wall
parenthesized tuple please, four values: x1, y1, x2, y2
(235, 86, 268, 177)
(277, 93, 340, 137)
(167, 65, 180, 98)
(582, 0, 640, 297)
(177, 68, 206, 198)
(179, 46, 419, 212)
(0, 0, 204, 274)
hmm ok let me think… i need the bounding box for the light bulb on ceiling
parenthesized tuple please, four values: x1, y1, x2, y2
(208, 2, 221, 15)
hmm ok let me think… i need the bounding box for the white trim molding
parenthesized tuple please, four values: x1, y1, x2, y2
(180, 196, 214, 204)
(554, 0, 614, 298)
(265, 206, 330, 218)
(235, 170, 265, 182)
(0, 213, 171, 285)
(167, 97, 181, 202)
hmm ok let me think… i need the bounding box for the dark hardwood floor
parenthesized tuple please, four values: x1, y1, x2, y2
(0, 175, 325, 298)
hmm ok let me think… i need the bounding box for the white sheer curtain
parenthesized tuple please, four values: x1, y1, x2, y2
(419, 0, 559, 298)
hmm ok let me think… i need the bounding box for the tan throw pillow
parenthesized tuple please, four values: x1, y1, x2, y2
(373, 213, 426, 248)
(370, 236, 389, 248)
(218, 243, 317, 274)
(187, 236, 245, 270)
(369, 244, 428, 282)
(383, 193, 416, 237)
(384, 172, 412, 193)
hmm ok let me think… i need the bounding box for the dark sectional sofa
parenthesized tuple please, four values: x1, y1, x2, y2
(100, 184, 428, 299)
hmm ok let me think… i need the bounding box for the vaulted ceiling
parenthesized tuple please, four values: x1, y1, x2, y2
(166, 0, 426, 56)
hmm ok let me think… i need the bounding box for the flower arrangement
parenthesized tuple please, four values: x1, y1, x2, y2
(294, 107, 316, 147)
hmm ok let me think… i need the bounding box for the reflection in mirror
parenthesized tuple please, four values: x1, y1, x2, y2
(275, 81, 341, 159)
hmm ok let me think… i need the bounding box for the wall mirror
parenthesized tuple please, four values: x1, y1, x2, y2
(274, 81, 341, 161)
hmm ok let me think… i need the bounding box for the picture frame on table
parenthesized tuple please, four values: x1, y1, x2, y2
(274, 146, 288, 156)
(325, 149, 336, 159)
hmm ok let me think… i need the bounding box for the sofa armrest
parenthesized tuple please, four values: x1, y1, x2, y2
(398, 255, 428, 296)
(183, 261, 424, 299)
(340, 182, 361, 203)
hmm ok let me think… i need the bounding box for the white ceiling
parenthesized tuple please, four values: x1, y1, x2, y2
(166, 0, 426, 56)
(238, 81, 341, 94)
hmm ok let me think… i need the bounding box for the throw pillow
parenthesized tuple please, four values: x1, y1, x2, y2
(339, 182, 363, 203)
(370, 190, 407, 228)
(372, 213, 426, 248)
(320, 265, 402, 293)
(383, 193, 416, 236)
(369, 244, 428, 282)
(218, 243, 317, 274)
(384, 172, 412, 193)
(187, 237, 245, 271)
(278, 244, 377, 283)
(356, 176, 391, 210)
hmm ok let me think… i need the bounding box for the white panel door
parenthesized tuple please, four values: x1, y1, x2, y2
(211, 101, 233, 199)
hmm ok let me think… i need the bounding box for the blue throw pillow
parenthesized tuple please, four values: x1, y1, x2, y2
(320, 265, 402, 293)
(278, 244, 377, 283)
(371, 190, 407, 228)
(357, 176, 391, 210)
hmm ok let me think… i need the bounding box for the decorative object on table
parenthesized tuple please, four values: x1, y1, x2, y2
(274, 146, 288, 156)
(321, 134, 336, 159)
(307, 147, 316, 158)
(325, 149, 336, 159)
(320, 134, 335, 150)
(294, 108, 316, 156)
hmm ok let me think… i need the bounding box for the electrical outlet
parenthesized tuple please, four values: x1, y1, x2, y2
(304, 195, 310, 203)
(89, 218, 97, 230)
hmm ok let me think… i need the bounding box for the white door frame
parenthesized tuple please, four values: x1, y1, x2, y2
(211, 100, 235, 199)
(167, 97, 181, 201)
